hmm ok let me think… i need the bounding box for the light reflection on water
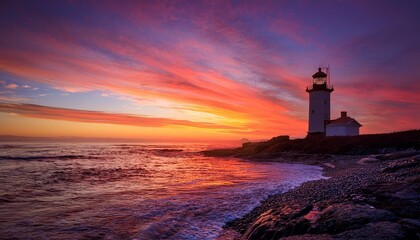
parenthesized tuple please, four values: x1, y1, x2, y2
(0, 143, 326, 239)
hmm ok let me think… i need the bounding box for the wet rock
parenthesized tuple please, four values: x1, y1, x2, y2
(310, 203, 396, 234)
(334, 221, 406, 240)
(243, 205, 313, 240)
(302, 209, 321, 223)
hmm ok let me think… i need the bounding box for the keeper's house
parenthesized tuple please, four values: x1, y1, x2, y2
(325, 111, 362, 136)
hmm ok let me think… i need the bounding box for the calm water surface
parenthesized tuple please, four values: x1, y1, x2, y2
(0, 143, 326, 239)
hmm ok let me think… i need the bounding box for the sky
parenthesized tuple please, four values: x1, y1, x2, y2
(0, 0, 419, 142)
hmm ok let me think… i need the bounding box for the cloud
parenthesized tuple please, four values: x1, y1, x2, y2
(0, 25, 301, 135)
(0, 95, 29, 103)
(0, 1, 418, 138)
(0, 102, 244, 130)
(5, 83, 18, 89)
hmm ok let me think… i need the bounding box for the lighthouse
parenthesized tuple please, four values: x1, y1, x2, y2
(306, 68, 334, 135)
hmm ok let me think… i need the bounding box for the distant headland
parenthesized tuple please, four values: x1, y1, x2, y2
(204, 129, 420, 159)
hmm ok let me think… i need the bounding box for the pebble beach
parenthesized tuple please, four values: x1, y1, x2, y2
(217, 151, 420, 239)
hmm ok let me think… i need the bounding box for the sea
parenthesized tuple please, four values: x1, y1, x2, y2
(0, 143, 326, 239)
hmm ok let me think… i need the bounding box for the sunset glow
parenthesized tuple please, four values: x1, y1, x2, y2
(1, 1, 419, 142)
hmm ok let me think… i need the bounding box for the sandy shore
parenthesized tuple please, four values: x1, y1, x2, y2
(216, 151, 420, 240)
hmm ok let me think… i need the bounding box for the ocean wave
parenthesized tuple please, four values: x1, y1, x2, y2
(45, 167, 150, 184)
(0, 143, 325, 239)
(156, 149, 184, 152)
(0, 144, 21, 149)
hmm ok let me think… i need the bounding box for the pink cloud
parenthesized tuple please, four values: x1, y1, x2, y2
(5, 83, 18, 89)
(0, 1, 418, 139)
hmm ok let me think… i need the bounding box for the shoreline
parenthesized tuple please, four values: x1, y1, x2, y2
(216, 151, 420, 239)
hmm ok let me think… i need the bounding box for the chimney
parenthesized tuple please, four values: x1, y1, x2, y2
(341, 111, 347, 118)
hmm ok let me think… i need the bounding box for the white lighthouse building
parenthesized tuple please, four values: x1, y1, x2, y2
(306, 68, 334, 135)
(306, 67, 362, 136)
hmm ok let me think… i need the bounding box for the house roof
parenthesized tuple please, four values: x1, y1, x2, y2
(326, 116, 362, 127)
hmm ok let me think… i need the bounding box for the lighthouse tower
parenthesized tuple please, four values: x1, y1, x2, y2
(306, 68, 334, 135)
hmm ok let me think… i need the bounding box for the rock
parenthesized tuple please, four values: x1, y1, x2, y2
(303, 209, 321, 223)
(382, 158, 420, 173)
(393, 187, 420, 199)
(334, 221, 406, 240)
(376, 151, 419, 161)
(281, 233, 333, 240)
(216, 229, 242, 240)
(243, 205, 313, 240)
(361, 181, 420, 218)
(323, 163, 335, 168)
(399, 218, 420, 239)
(357, 157, 378, 164)
(310, 203, 396, 234)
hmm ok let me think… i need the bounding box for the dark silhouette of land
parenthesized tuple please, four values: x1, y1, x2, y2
(204, 130, 420, 159)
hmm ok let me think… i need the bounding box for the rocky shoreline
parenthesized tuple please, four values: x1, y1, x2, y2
(215, 151, 420, 240)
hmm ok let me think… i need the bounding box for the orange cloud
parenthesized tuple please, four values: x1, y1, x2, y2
(0, 102, 244, 130)
(0, 28, 304, 138)
(1, 1, 418, 140)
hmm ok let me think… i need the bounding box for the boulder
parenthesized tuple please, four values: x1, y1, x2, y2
(357, 157, 378, 164)
(334, 221, 406, 239)
(399, 218, 420, 239)
(310, 203, 396, 234)
(243, 205, 313, 240)
(281, 233, 332, 240)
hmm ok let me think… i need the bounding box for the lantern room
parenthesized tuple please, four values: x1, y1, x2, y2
(312, 67, 327, 85)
